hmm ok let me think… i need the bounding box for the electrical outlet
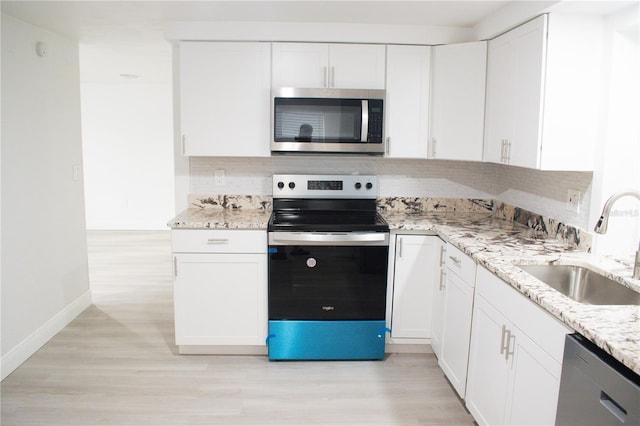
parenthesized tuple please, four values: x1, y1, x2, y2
(214, 169, 225, 186)
(566, 189, 581, 213)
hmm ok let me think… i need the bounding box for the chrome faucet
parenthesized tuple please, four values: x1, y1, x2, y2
(594, 190, 640, 279)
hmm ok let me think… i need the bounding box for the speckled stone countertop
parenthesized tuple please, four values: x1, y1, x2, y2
(168, 195, 271, 229)
(169, 197, 640, 375)
(385, 211, 640, 376)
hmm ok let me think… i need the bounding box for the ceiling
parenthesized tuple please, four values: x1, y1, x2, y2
(2, 1, 636, 83)
(2, 1, 514, 43)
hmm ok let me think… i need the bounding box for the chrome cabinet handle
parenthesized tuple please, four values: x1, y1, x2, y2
(439, 245, 446, 267)
(500, 325, 507, 355)
(439, 269, 446, 290)
(500, 139, 505, 163)
(207, 238, 229, 245)
(330, 66, 335, 88)
(181, 135, 186, 156)
(448, 255, 461, 266)
(505, 140, 511, 163)
(173, 256, 178, 278)
(500, 324, 514, 360)
(323, 66, 327, 87)
(397, 237, 403, 259)
(432, 137, 437, 158)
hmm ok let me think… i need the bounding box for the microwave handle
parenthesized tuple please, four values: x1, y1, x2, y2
(361, 100, 369, 142)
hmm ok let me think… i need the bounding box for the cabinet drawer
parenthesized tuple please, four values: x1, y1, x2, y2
(445, 243, 476, 284)
(172, 230, 266, 254)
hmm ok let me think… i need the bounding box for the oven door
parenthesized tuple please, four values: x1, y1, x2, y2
(268, 231, 389, 321)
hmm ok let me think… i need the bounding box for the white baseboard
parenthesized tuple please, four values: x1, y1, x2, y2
(385, 343, 433, 354)
(1, 290, 92, 381)
(178, 345, 268, 355)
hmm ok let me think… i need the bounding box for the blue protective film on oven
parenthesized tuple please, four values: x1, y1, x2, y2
(267, 320, 386, 361)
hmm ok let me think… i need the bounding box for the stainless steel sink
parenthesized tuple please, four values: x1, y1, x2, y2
(518, 264, 640, 305)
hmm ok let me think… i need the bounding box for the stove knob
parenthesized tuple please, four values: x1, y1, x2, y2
(355, 182, 362, 189)
(288, 182, 296, 189)
(366, 182, 373, 190)
(277, 181, 284, 189)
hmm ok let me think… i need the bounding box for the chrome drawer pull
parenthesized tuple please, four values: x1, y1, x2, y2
(448, 255, 462, 266)
(207, 238, 229, 245)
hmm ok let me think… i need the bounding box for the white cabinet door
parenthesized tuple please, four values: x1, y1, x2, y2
(271, 43, 329, 88)
(390, 235, 438, 339)
(438, 264, 475, 398)
(430, 240, 446, 358)
(466, 267, 571, 425)
(436, 243, 476, 398)
(484, 31, 514, 164)
(329, 44, 386, 89)
(272, 43, 386, 89)
(465, 293, 512, 425)
(484, 14, 600, 171)
(179, 42, 271, 157)
(509, 17, 546, 169)
(430, 41, 486, 161)
(484, 17, 545, 167)
(385, 45, 430, 159)
(506, 329, 564, 426)
(173, 252, 267, 346)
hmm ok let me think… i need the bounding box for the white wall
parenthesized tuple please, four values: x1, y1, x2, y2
(81, 81, 175, 230)
(590, 4, 640, 259)
(1, 14, 91, 380)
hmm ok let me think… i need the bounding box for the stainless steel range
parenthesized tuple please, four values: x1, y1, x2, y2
(266, 174, 390, 360)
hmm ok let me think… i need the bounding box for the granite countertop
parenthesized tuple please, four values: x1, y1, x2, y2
(168, 207, 640, 375)
(169, 207, 271, 229)
(386, 211, 640, 376)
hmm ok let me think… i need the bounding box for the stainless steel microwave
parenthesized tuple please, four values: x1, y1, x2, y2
(271, 88, 385, 155)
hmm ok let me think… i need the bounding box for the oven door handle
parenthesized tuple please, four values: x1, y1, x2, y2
(269, 232, 388, 245)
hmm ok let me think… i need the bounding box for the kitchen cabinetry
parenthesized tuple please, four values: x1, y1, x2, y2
(429, 239, 446, 357)
(437, 243, 476, 398)
(172, 230, 267, 353)
(465, 266, 572, 425)
(430, 41, 486, 161)
(389, 235, 439, 341)
(484, 14, 602, 170)
(385, 45, 431, 158)
(272, 43, 386, 89)
(179, 42, 271, 157)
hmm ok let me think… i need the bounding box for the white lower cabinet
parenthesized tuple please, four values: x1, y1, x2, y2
(437, 243, 476, 398)
(429, 240, 446, 357)
(389, 235, 439, 341)
(465, 266, 572, 425)
(172, 230, 267, 351)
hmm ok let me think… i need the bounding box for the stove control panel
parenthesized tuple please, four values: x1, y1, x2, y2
(272, 174, 378, 199)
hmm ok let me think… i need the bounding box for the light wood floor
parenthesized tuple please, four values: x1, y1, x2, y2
(1, 231, 474, 425)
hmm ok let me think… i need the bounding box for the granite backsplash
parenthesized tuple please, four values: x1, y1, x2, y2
(187, 194, 592, 251)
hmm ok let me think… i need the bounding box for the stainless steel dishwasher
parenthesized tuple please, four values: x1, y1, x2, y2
(556, 334, 640, 425)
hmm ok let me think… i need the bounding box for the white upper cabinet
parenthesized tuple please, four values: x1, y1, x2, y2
(385, 45, 431, 158)
(484, 14, 603, 170)
(430, 41, 487, 161)
(179, 42, 271, 157)
(272, 43, 386, 89)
